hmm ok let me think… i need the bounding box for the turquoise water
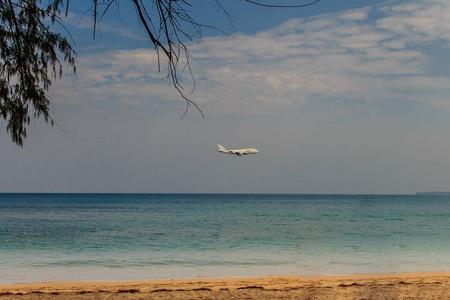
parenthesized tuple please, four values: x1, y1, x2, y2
(0, 193, 449, 284)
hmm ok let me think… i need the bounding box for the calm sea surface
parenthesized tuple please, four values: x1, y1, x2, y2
(0, 193, 449, 284)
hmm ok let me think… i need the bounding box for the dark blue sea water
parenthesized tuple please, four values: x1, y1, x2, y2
(0, 193, 449, 284)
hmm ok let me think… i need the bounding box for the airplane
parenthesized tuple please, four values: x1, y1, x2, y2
(217, 144, 259, 156)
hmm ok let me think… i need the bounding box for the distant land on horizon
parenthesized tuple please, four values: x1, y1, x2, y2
(416, 191, 450, 195)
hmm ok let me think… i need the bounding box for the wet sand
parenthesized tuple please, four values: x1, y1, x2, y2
(1, 272, 449, 299)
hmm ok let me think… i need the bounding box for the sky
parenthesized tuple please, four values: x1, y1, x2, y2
(2, 0, 450, 194)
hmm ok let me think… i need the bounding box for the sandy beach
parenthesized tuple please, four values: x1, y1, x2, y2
(1, 272, 449, 299)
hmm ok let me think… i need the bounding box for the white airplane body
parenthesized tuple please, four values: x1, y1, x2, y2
(218, 144, 259, 156)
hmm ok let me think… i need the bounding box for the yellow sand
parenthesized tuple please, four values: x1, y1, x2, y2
(1, 272, 449, 299)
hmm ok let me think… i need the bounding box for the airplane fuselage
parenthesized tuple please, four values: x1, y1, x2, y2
(218, 144, 259, 156)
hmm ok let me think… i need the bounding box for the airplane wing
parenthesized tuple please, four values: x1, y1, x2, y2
(230, 150, 244, 156)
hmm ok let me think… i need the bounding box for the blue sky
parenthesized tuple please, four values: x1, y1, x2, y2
(2, 0, 450, 193)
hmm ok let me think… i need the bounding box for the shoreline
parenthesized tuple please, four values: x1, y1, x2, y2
(1, 272, 449, 299)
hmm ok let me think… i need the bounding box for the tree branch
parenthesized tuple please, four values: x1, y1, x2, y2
(244, 0, 322, 8)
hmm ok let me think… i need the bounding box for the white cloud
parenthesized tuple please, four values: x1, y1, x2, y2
(51, 0, 450, 118)
(377, 0, 450, 43)
(185, 0, 450, 114)
(64, 10, 147, 41)
(336, 8, 371, 21)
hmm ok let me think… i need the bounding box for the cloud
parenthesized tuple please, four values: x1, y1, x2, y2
(64, 10, 147, 42)
(51, 49, 182, 109)
(51, 0, 450, 119)
(336, 7, 371, 21)
(377, 0, 450, 43)
(186, 0, 450, 115)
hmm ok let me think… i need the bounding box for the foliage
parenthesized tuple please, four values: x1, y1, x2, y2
(0, 0, 75, 147)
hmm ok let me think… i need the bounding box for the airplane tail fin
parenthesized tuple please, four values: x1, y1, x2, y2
(218, 144, 227, 152)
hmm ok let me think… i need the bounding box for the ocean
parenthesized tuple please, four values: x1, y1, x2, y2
(0, 193, 449, 284)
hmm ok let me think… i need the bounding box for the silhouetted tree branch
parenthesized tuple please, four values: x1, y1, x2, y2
(244, 0, 322, 9)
